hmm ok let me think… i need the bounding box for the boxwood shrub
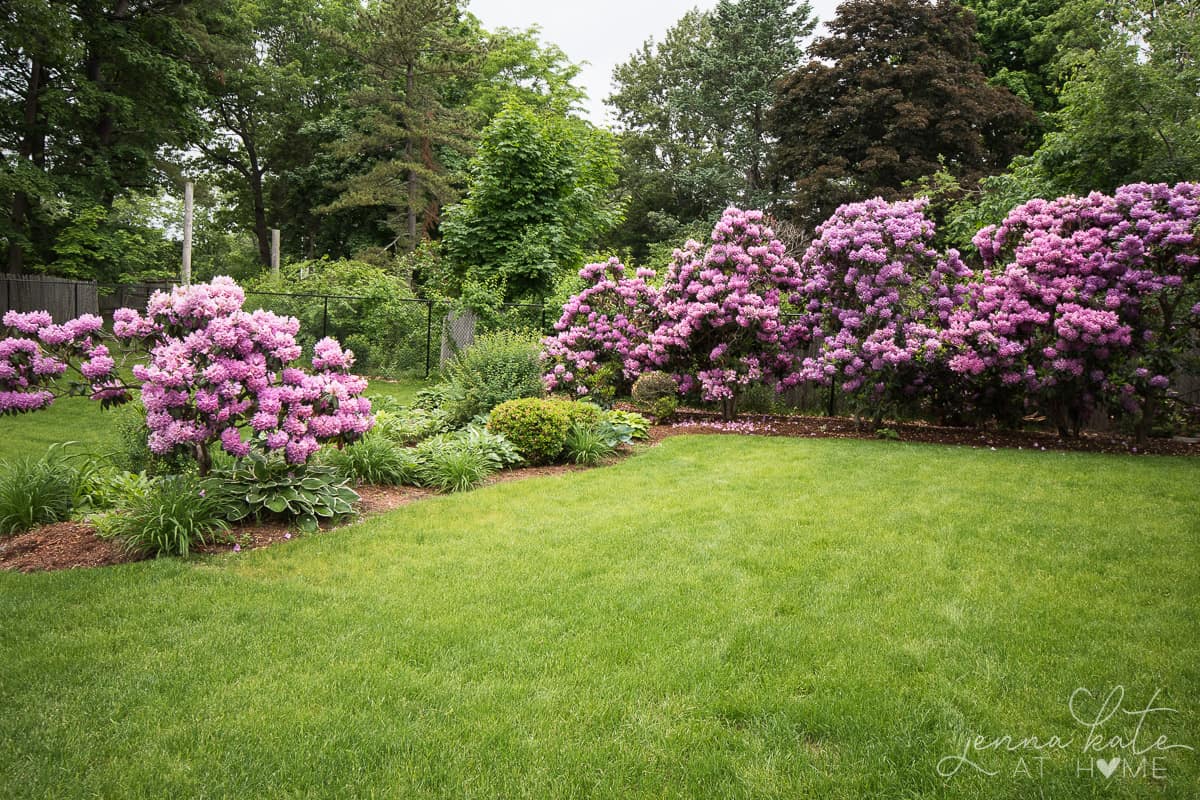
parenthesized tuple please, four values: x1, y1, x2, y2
(487, 398, 573, 465)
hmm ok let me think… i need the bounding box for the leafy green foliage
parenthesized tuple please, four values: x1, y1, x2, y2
(602, 409, 651, 441)
(102, 475, 229, 558)
(324, 436, 417, 487)
(442, 330, 545, 424)
(441, 100, 623, 303)
(201, 456, 359, 533)
(75, 468, 158, 515)
(244, 259, 430, 377)
(0, 448, 78, 535)
(110, 405, 194, 477)
(486, 397, 573, 465)
(563, 423, 617, 466)
(369, 405, 450, 446)
(959, 0, 1071, 116)
(1021, 0, 1200, 195)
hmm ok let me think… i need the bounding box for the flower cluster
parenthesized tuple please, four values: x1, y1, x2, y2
(948, 183, 1200, 430)
(0, 278, 373, 467)
(541, 258, 660, 396)
(649, 208, 807, 405)
(797, 198, 969, 401)
(1, 311, 124, 414)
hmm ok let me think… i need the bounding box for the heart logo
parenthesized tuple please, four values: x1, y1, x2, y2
(1096, 757, 1121, 778)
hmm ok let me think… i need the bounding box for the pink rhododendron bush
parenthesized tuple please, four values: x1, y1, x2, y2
(541, 257, 660, 401)
(544, 183, 1200, 437)
(543, 208, 808, 419)
(947, 183, 1200, 436)
(1, 277, 373, 473)
(796, 197, 970, 418)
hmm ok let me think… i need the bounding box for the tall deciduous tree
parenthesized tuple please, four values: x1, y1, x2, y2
(193, 0, 360, 267)
(606, 1, 814, 261)
(1, 0, 214, 273)
(441, 100, 623, 304)
(770, 0, 1035, 229)
(1028, 0, 1200, 195)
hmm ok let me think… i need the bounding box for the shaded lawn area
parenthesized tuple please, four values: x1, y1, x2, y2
(1, 436, 1198, 799)
(0, 376, 431, 463)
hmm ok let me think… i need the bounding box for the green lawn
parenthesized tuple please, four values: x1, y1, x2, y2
(0, 376, 431, 464)
(1, 436, 1197, 798)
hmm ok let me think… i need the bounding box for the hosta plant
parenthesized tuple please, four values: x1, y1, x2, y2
(202, 454, 359, 533)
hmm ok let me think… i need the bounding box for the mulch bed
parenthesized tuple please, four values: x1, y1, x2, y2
(3, 417, 1195, 574)
(657, 410, 1200, 457)
(0, 522, 134, 573)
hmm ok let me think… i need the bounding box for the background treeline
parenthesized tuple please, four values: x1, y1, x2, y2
(3, 0, 1198, 307)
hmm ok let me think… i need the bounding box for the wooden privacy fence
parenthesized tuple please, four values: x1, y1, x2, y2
(0, 273, 101, 320)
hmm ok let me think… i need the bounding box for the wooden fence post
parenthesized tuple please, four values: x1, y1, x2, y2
(182, 181, 194, 285)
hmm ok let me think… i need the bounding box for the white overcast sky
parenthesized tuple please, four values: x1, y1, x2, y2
(466, 0, 842, 126)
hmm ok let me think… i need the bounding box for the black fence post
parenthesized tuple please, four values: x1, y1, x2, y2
(827, 380, 837, 418)
(424, 300, 433, 379)
(73, 282, 79, 318)
(321, 295, 329, 339)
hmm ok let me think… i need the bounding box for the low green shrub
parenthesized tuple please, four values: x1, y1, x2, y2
(0, 447, 78, 535)
(201, 455, 359, 533)
(564, 423, 617, 466)
(632, 371, 678, 404)
(487, 398, 572, 465)
(648, 396, 678, 422)
(102, 475, 228, 557)
(443, 330, 544, 423)
(563, 401, 605, 428)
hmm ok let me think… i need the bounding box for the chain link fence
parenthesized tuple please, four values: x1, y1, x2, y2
(1, 275, 557, 380)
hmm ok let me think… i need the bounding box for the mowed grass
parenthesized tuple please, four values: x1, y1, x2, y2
(1, 436, 1197, 798)
(0, 376, 430, 463)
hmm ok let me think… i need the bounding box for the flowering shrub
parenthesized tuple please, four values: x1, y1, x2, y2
(797, 198, 970, 414)
(947, 183, 1200, 435)
(534, 188, 1199, 435)
(0, 277, 374, 472)
(650, 208, 807, 418)
(1, 311, 125, 413)
(541, 258, 661, 399)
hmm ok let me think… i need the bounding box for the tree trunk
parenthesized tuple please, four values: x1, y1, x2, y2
(6, 58, 47, 274)
(195, 443, 212, 478)
(405, 61, 418, 252)
(721, 394, 737, 421)
(246, 144, 271, 266)
(1136, 390, 1158, 447)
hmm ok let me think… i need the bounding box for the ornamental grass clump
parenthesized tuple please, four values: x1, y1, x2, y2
(103, 474, 229, 558)
(324, 434, 417, 486)
(0, 449, 78, 535)
(563, 422, 616, 466)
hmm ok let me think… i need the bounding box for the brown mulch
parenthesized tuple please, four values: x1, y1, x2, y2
(4, 415, 1195, 574)
(0, 521, 136, 573)
(656, 410, 1200, 457)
